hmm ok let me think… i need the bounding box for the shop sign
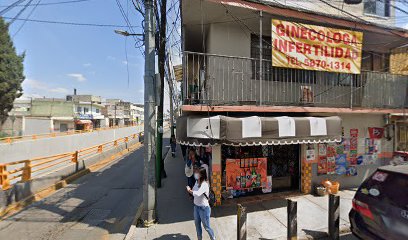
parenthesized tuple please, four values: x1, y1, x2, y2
(77, 114, 93, 120)
(272, 19, 363, 74)
(368, 127, 384, 139)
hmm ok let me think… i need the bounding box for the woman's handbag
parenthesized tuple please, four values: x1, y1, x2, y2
(204, 190, 216, 207)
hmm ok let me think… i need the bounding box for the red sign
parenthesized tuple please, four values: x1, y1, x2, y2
(368, 127, 384, 139)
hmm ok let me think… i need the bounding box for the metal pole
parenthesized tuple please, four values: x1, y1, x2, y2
(237, 204, 247, 240)
(287, 199, 297, 240)
(142, 0, 157, 226)
(259, 10, 263, 106)
(328, 194, 340, 240)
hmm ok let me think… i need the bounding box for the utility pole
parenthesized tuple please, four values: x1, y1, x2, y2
(156, 0, 167, 187)
(142, 0, 157, 226)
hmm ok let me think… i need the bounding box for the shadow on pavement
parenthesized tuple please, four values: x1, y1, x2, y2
(153, 233, 191, 240)
(0, 137, 169, 240)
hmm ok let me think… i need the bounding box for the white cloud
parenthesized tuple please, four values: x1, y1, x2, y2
(83, 63, 92, 67)
(22, 78, 70, 97)
(404, 23, 408, 30)
(49, 87, 69, 94)
(67, 73, 87, 82)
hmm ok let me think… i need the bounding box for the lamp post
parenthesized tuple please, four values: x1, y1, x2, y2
(114, 12, 157, 224)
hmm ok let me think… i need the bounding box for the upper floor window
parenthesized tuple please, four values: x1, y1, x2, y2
(84, 107, 89, 113)
(96, 108, 100, 113)
(364, 0, 390, 17)
(77, 107, 82, 112)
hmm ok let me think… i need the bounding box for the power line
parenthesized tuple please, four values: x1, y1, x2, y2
(1, 16, 142, 27)
(0, 0, 91, 7)
(13, 0, 42, 37)
(9, 0, 34, 25)
(0, 0, 26, 16)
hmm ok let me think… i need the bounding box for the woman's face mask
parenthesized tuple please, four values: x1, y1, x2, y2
(194, 173, 200, 180)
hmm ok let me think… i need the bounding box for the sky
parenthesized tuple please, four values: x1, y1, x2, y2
(3, 0, 151, 104)
(1, 0, 407, 105)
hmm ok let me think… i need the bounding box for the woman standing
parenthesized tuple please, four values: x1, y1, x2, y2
(186, 167, 216, 240)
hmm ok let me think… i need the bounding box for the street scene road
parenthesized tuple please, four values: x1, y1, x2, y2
(1, 0, 408, 240)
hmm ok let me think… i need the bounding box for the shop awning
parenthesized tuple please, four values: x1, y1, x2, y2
(75, 119, 92, 124)
(177, 115, 342, 146)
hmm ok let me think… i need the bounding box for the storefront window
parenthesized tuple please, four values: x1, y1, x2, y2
(221, 145, 300, 197)
(396, 123, 408, 151)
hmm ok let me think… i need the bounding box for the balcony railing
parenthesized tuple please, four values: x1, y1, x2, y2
(183, 51, 408, 109)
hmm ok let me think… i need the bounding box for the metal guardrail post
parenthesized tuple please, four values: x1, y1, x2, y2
(22, 160, 32, 181)
(237, 204, 247, 240)
(125, 137, 129, 143)
(328, 194, 340, 240)
(114, 140, 118, 147)
(71, 151, 79, 163)
(0, 165, 10, 190)
(287, 199, 297, 240)
(97, 145, 103, 153)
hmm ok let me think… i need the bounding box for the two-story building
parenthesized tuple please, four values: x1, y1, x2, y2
(66, 94, 106, 130)
(177, 0, 408, 205)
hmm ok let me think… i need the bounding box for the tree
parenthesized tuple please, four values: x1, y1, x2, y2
(0, 17, 25, 124)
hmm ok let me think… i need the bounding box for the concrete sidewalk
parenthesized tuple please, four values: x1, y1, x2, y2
(134, 146, 356, 240)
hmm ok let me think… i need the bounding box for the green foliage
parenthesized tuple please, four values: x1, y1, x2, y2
(0, 17, 25, 123)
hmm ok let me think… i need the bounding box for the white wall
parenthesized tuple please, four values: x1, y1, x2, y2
(0, 126, 143, 163)
(24, 118, 52, 135)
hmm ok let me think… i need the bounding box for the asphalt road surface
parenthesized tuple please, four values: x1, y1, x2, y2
(0, 135, 169, 240)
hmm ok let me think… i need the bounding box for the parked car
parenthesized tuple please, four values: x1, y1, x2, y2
(349, 165, 408, 240)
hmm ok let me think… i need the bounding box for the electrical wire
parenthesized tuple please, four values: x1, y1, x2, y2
(1, 16, 142, 27)
(0, 0, 27, 16)
(12, 0, 42, 37)
(8, 0, 34, 25)
(0, 0, 91, 7)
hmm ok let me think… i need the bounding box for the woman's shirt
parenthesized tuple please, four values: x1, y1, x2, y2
(192, 181, 210, 207)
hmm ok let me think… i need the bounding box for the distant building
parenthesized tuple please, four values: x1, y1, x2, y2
(103, 99, 125, 127)
(27, 98, 75, 135)
(66, 94, 107, 129)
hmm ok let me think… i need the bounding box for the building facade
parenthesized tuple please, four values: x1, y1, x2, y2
(67, 94, 106, 129)
(178, 0, 408, 205)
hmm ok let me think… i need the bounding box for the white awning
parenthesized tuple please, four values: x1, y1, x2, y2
(178, 115, 342, 146)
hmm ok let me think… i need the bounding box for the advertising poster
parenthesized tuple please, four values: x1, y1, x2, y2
(336, 144, 344, 155)
(318, 144, 327, 156)
(342, 138, 350, 152)
(335, 154, 348, 175)
(346, 166, 358, 176)
(225, 158, 267, 191)
(271, 19, 363, 74)
(306, 149, 316, 161)
(368, 127, 384, 139)
(318, 156, 328, 175)
(327, 156, 336, 174)
(327, 145, 336, 157)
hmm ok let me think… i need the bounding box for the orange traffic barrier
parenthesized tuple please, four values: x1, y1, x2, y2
(0, 124, 144, 144)
(0, 133, 140, 190)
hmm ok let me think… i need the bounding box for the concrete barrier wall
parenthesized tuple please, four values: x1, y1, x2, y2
(0, 126, 143, 163)
(0, 138, 140, 212)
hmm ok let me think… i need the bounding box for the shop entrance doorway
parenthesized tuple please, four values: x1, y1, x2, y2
(221, 145, 300, 197)
(268, 145, 300, 192)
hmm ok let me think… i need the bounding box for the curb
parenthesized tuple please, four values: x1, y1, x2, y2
(124, 145, 172, 239)
(124, 204, 144, 240)
(0, 141, 142, 220)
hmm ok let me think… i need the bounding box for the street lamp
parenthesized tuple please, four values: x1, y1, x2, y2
(114, 29, 144, 37)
